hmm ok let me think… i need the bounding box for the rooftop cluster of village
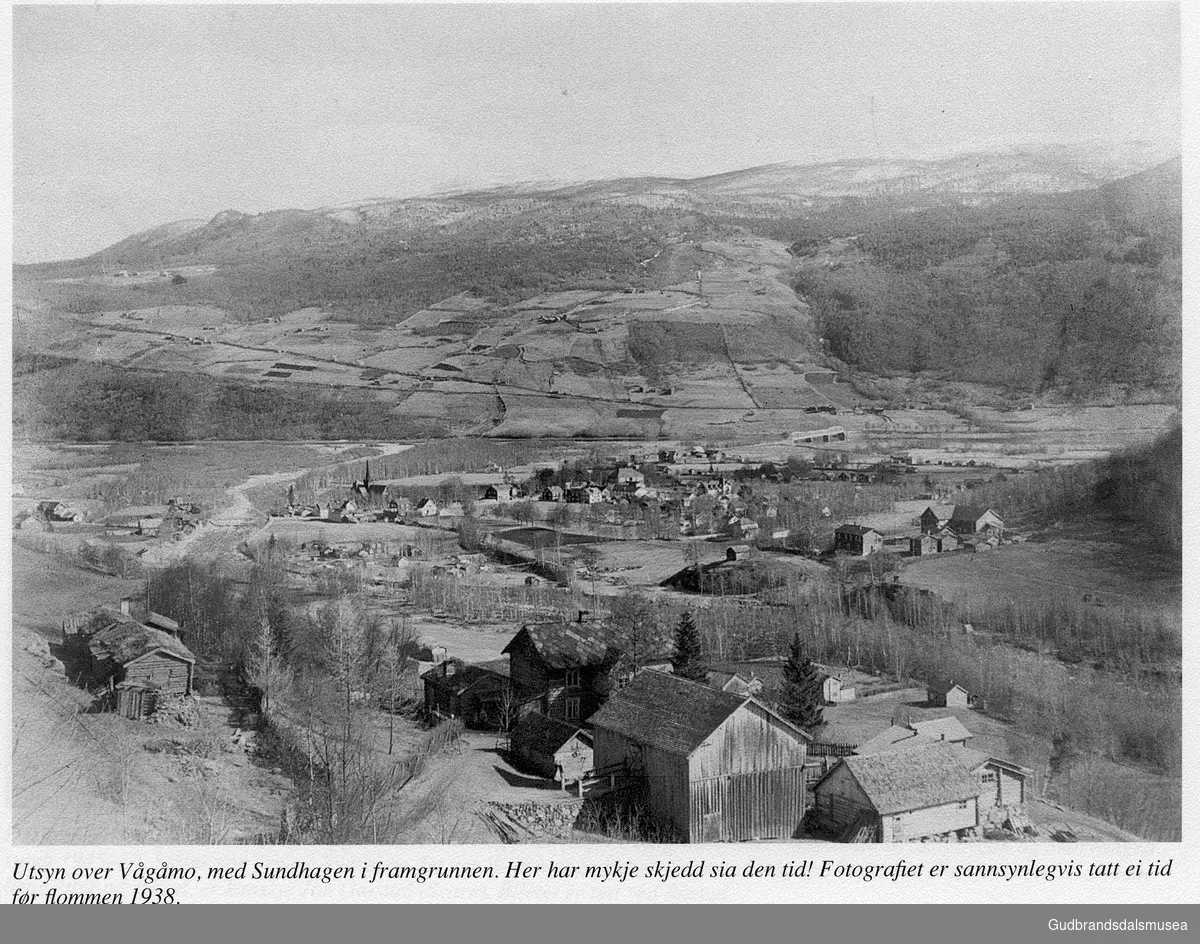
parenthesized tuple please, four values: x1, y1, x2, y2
(21, 423, 1166, 845)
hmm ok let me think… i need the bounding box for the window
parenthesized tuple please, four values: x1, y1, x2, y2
(564, 668, 580, 689)
(565, 697, 580, 721)
(957, 800, 970, 810)
(982, 772, 997, 785)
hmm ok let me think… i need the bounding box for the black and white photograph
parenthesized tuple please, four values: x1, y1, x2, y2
(8, 0, 1184, 873)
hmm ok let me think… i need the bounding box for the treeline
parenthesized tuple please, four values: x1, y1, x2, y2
(1094, 423, 1182, 555)
(12, 354, 448, 442)
(793, 259, 1180, 396)
(146, 553, 436, 843)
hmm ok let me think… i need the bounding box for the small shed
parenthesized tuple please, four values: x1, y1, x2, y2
(589, 670, 810, 843)
(909, 533, 939, 557)
(974, 756, 1031, 808)
(116, 681, 158, 719)
(928, 679, 972, 708)
(707, 669, 760, 696)
(822, 673, 856, 705)
(509, 712, 594, 783)
(88, 621, 195, 698)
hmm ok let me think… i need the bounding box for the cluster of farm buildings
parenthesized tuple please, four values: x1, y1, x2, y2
(410, 613, 1029, 844)
(62, 597, 1032, 844)
(834, 505, 1006, 558)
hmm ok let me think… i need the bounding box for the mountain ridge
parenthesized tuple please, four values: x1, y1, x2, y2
(51, 140, 1176, 269)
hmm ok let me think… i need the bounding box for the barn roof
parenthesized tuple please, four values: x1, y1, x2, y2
(89, 621, 195, 667)
(926, 677, 969, 698)
(910, 716, 973, 743)
(834, 524, 880, 536)
(511, 713, 591, 757)
(589, 670, 809, 758)
(710, 658, 786, 691)
(854, 725, 936, 756)
(588, 671, 746, 756)
(833, 743, 986, 815)
(949, 505, 1001, 524)
(502, 622, 673, 670)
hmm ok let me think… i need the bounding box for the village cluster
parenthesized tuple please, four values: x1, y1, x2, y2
(277, 447, 1006, 559)
(54, 525, 1046, 846)
(24, 420, 1137, 848)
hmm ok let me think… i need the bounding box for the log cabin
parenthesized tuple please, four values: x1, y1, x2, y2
(87, 620, 195, 718)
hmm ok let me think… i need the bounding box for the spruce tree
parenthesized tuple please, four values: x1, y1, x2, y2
(781, 632, 824, 731)
(672, 612, 707, 683)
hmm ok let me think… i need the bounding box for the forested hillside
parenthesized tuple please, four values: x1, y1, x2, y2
(14, 149, 1182, 406)
(785, 158, 1182, 399)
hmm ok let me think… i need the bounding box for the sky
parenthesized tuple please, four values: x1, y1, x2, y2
(12, 2, 1183, 263)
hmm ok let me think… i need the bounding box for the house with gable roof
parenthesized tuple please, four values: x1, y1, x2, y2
(589, 670, 811, 842)
(812, 742, 987, 842)
(502, 616, 674, 725)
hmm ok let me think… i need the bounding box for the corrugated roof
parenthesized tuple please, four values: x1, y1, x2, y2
(89, 621, 195, 666)
(589, 670, 808, 757)
(502, 621, 673, 670)
(836, 743, 986, 815)
(511, 713, 591, 757)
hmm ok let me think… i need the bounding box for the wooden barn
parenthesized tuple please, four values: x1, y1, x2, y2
(509, 712, 594, 784)
(589, 670, 810, 843)
(919, 506, 944, 534)
(813, 742, 983, 842)
(948, 506, 1004, 539)
(87, 620, 195, 712)
(822, 673, 856, 705)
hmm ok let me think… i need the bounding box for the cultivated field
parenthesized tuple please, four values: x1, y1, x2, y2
(901, 538, 1182, 626)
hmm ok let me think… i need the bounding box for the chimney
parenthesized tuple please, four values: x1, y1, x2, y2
(120, 599, 131, 617)
(432, 645, 447, 665)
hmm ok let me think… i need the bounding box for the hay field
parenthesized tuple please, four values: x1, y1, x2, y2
(901, 539, 1181, 622)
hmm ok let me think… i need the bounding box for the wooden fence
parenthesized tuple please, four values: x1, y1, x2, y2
(808, 741, 857, 758)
